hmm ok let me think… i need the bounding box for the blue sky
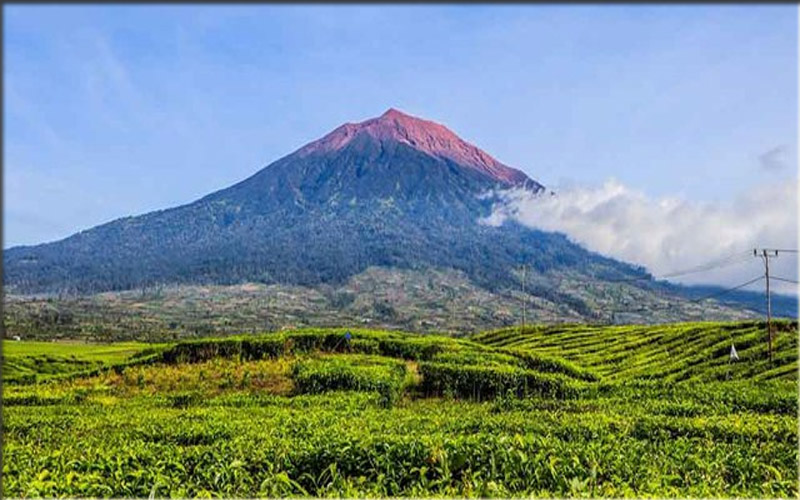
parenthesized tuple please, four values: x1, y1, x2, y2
(4, 5, 798, 289)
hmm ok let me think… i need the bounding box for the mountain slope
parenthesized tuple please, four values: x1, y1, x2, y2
(3, 108, 769, 324)
(4, 109, 647, 298)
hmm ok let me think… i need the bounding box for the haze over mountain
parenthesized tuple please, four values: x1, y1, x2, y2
(3, 109, 787, 323)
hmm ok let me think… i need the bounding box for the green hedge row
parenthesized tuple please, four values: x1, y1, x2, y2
(419, 362, 580, 400)
(291, 356, 408, 407)
(157, 330, 594, 376)
(158, 330, 457, 365)
(496, 347, 600, 381)
(160, 337, 285, 364)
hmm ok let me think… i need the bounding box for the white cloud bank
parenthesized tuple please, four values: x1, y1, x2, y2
(483, 180, 798, 294)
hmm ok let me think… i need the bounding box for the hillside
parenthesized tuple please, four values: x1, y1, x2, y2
(3, 322, 797, 497)
(473, 320, 798, 382)
(4, 268, 766, 342)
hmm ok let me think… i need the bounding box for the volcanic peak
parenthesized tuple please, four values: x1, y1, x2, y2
(298, 108, 530, 185)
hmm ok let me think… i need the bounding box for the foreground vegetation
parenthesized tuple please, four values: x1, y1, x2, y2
(2, 321, 797, 497)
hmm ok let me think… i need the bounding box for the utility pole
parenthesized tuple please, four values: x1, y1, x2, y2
(755, 248, 779, 362)
(449, 288, 456, 333)
(520, 264, 527, 334)
(764, 249, 772, 362)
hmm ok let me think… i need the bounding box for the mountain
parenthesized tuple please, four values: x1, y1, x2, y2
(1, 108, 771, 324)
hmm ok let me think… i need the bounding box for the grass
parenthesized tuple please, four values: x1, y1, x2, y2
(2, 321, 797, 497)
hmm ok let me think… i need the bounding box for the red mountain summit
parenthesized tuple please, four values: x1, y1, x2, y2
(298, 108, 531, 186)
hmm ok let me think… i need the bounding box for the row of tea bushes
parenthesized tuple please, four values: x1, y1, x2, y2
(292, 355, 409, 406)
(419, 361, 581, 400)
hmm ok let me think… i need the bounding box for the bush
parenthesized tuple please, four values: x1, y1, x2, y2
(166, 391, 204, 409)
(376, 338, 445, 360)
(431, 350, 522, 368)
(292, 356, 407, 407)
(419, 362, 579, 400)
(160, 337, 285, 363)
(159, 330, 376, 364)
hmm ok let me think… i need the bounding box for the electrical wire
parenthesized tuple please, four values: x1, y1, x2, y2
(607, 250, 754, 283)
(608, 275, 765, 315)
(770, 275, 799, 285)
(686, 275, 765, 303)
(660, 253, 755, 280)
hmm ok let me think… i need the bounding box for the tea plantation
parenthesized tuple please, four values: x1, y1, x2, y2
(2, 321, 797, 497)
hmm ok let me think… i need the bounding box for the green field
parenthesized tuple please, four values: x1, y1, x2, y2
(2, 321, 797, 497)
(473, 320, 799, 382)
(2, 340, 156, 383)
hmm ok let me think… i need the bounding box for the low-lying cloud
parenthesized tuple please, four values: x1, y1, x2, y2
(482, 179, 798, 294)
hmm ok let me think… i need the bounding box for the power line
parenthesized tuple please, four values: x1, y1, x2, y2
(687, 275, 765, 303)
(607, 250, 754, 283)
(770, 275, 799, 285)
(607, 275, 765, 317)
(603, 247, 797, 325)
(520, 264, 528, 333)
(753, 248, 798, 361)
(659, 254, 754, 280)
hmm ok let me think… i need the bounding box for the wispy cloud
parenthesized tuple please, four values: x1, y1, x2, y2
(759, 145, 790, 172)
(78, 34, 167, 132)
(482, 180, 798, 294)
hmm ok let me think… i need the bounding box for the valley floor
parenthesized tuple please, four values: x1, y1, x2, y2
(2, 321, 797, 497)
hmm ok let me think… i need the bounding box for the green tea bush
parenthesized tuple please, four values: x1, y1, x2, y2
(375, 337, 446, 360)
(160, 337, 285, 363)
(419, 362, 580, 400)
(166, 391, 204, 409)
(498, 348, 600, 381)
(3, 393, 77, 407)
(475, 321, 797, 384)
(431, 350, 522, 368)
(3, 322, 798, 499)
(292, 355, 407, 407)
(349, 338, 380, 354)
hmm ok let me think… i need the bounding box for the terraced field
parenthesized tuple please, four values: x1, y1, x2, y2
(2, 322, 797, 497)
(473, 320, 798, 382)
(1, 340, 157, 383)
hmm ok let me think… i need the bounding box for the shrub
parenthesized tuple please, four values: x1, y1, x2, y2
(166, 391, 204, 409)
(431, 350, 522, 368)
(376, 338, 445, 360)
(419, 362, 579, 400)
(160, 337, 285, 363)
(291, 355, 407, 407)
